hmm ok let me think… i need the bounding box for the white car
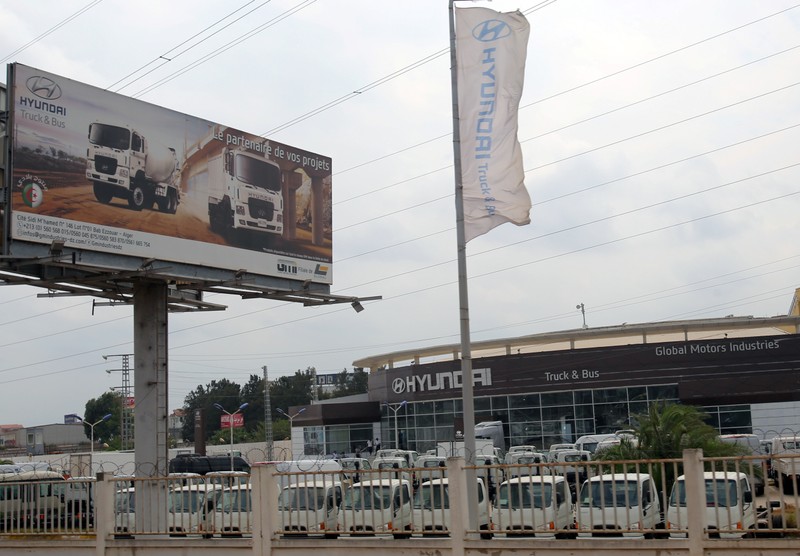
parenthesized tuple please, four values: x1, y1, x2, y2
(666, 471, 756, 538)
(576, 473, 662, 537)
(491, 475, 574, 538)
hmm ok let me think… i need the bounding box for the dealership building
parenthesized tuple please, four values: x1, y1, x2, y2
(288, 289, 800, 457)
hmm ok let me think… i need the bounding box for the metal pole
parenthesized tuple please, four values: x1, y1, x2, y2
(449, 0, 479, 535)
(263, 366, 273, 461)
(229, 417, 234, 471)
(394, 409, 399, 449)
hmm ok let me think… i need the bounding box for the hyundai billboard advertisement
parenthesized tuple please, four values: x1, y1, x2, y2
(6, 63, 333, 284)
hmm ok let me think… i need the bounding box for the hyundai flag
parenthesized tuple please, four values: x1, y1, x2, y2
(456, 7, 531, 242)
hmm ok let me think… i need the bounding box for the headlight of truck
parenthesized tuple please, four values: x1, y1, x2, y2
(120, 169, 129, 178)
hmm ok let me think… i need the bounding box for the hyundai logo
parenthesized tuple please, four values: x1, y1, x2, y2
(392, 377, 406, 394)
(472, 19, 512, 42)
(26, 75, 62, 100)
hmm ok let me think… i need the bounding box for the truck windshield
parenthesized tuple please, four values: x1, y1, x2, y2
(234, 154, 280, 192)
(580, 480, 638, 507)
(279, 486, 326, 511)
(497, 482, 552, 509)
(669, 479, 737, 508)
(89, 123, 130, 150)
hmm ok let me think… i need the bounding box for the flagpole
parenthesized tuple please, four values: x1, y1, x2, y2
(449, 0, 480, 536)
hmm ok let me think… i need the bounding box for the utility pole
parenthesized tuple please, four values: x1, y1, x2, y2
(263, 365, 273, 461)
(105, 353, 134, 450)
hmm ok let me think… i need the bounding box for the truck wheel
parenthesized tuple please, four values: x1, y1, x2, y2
(167, 190, 178, 214)
(129, 183, 147, 211)
(782, 474, 796, 494)
(93, 182, 114, 204)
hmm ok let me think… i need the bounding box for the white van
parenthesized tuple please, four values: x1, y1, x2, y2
(718, 434, 765, 495)
(0, 470, 67, 531)
(279, 478, 343, 538)
(575, 433, 623, 455)
(412, 477, 490, 537)
(507, 451, 550, 478)
(265, 459, 343, 491)
(576, 473, 662, 537)
(550, 449, 591, 488)
(206, 483, 251, 537)
(337, 478, 413, 537)
(114, 482, 222, 537)
(504, 445, 538, 464)
(491, 475, 574, 538)
(666, 471, 756, 538)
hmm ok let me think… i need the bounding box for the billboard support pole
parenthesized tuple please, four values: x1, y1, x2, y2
(133, 281, 169, 532)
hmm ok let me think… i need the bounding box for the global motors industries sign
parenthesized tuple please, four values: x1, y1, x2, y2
(377, 334, 800, 404)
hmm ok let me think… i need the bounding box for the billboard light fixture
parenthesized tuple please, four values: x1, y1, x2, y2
(351, 300, 364, 313)
(49, 240, 65, 256)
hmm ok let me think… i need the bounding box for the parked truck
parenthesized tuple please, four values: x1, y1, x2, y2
(207, 147, 283, 239)
(86, 122, 180, 213)
(770, 435, 800, 494)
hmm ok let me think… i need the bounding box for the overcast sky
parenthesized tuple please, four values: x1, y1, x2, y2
(1, 0, 799, 426)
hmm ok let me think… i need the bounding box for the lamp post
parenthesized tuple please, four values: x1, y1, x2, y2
(576, 302, 587, 329)
(276, 408, 306, 458)
(214, 402, 249, 471)
(384, 400, 407, 449)
(78, 413, 112, 475)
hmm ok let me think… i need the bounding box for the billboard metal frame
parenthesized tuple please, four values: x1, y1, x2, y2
(0, 64, 379, 312)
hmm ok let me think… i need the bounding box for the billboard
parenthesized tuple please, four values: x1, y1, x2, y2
(6, 63, 333, 284)
(220, 413, 245, 429)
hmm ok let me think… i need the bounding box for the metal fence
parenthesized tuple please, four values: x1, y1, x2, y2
(1, 450, 799, 541)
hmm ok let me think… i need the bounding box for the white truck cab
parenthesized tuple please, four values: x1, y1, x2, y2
(576, 473, 662, 537)
(666, 471, 756, 538)
(491, 475, 574, 538)
(412, 477, 490, 537)
(337, 478, 413, 537)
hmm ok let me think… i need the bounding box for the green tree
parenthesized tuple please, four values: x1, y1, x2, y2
(270, 369, 314, 418)
(331, 367, 370, 398)
(83, 391, 123, 448)
(595, 401, 745, 503)
(181, 378, 242, 443)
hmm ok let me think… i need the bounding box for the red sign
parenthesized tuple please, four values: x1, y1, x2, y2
(220, 413, 245, 429)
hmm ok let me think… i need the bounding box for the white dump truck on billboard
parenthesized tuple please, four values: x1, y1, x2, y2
(207, 147, 284, 238)
(86, 122, 180, 213)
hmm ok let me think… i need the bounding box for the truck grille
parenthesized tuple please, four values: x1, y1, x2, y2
(95, 155, 118, 175)
(248, 198, 274, 221)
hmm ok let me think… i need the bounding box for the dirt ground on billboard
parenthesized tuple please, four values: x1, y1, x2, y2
(11, 170, 332, 261)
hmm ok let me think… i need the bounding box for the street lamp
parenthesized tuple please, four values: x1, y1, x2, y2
(78, 413, 112, 475)
(276, 408, 306, 458)
(383, 401, 407, 449)
(214, 402, 249, 471)
(576, 302, 587, 329)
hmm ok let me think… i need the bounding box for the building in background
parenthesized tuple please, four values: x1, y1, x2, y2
(284, 290, 800, 457)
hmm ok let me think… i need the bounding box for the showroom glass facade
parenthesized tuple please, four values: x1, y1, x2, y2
(302, 383, 753, 456)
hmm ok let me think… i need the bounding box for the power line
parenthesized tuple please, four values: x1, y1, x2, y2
(0, 0, 105, 64)
(107, 1, 269, 92)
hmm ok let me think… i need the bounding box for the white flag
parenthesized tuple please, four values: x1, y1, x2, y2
(456, 7, 531, 242)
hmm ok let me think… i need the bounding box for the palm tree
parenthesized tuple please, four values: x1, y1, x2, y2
(595, 401, 745, 505)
